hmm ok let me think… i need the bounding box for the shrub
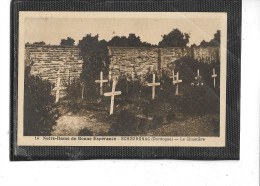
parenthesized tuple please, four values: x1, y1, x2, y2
(24, 66, 60, 136)
(151, 115, 163, 129)
(108, 109, 143, 135)
(78, 127, 93, 136)
(166, 110, 176, 122)
(63, 79, 84, 114)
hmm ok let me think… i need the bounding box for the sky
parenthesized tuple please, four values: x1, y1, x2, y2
(24, 17, 221, 46)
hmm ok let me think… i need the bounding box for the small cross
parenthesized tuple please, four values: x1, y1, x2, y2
(211, 68, 217, 88)
(104, 80, 121, 115)
(147, 74, 160, 100)
(172, 71, 182, 95)
(53, 69, 63, 103)
(195, 69, 203, 86)
(95, 71, 108, 95)
(170, 69, 176, 85)
(108, 70, 112, 83)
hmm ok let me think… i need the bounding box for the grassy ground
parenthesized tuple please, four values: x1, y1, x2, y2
(51, 95, 220, 137)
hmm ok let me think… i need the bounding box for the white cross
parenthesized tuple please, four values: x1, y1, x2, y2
(95, 71, 108, 95)
(172, 71, 182, 95)
(147, 74, 160, 100)
(53, 69, 63, 103)
(195, 69, 203, 86)
(104, 80, 121, 115)
(108, 70, 112, 83)
(211, 68, 217, 88)
(170, 69, 176, 84)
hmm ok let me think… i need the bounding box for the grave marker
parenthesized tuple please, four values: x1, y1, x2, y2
(53, 69, 63, 103)
(104, 80, 121, 115)
(108, 70, 112, 83)
(211, 68, 217, 88)
(195, 69, 203, 86)
(147, 74, 160, 100)
(95, 71, 108, 95)
(172, 72, 182, 95)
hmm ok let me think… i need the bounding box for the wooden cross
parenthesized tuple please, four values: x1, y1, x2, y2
(170, 69, 176, 85)
(195, 69, 203, 86)
(172, 71, 182, 95)
(53, 69, 62, 103)
(104, 80, 121, 115)
(147, 74, 160, 100)
(211, 68, 217, 88)
(108, 70, 112, 83)
(95, 71, 108, 95)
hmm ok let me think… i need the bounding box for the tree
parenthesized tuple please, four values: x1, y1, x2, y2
(78, 34, 109, 99)
(108, 33, 152, 47)
(199, 30, 220, 47)
(24, 65, 60, 136)
(33, 41, 45, 45)
(159, 29, 190, 47)
(60, 37, 75, 46)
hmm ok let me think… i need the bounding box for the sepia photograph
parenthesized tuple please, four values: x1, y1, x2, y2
(17, 12, 227, 146)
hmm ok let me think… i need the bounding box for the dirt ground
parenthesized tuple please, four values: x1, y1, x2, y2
(51, 106, 219, 137)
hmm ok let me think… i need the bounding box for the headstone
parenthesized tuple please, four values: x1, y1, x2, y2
(211, 68, 217, 88)
(95, 71, 108, 95)
(147, 73, 160, 100)
(104, 80, 121, 115)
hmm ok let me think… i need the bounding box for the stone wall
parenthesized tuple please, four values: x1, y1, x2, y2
(25, 44, 83, 87)
(25, 44, 219, 86)
(108, 46, 220, 79)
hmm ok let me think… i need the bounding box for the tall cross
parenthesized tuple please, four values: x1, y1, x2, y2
(147, 74, 160, 100)
(53, 69, 62, 103)
(172, 71, 182, 95)
(195, 69, 203, 86)
(104, 80, 121, 115)
(211, 68, 217, 88)
(95, 71, 108, 95)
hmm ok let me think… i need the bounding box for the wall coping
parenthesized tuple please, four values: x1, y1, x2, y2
(25, 44, 80, 49)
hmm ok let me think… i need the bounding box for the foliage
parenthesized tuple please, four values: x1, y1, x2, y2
(78, 127, 93, 136)
(33, 41, 45, 45)
(200, 30, 220, 47)
(159, 29, 190, 47)
(108, 109, 143, 135)
(60, 37, 75, 46)
(63, 79, 84, 114)
(78, 34, 109, 100)
(24, 66, 60, 136)
(108, 33, 153, 47)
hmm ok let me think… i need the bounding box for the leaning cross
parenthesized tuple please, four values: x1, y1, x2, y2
(95, 71, 108, 95)
(211, 68, 217, 88)
(147, 74, 160, 100)
(195, 69, 203, 86)
(104, 80, 121, 115)
(173, 72, 182, 95)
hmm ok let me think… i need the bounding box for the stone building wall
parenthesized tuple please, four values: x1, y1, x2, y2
(25, 44, 83, 87)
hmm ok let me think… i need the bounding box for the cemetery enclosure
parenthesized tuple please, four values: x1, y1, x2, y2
(24, 44, 220, 136)
(25, 44, 220, 83)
